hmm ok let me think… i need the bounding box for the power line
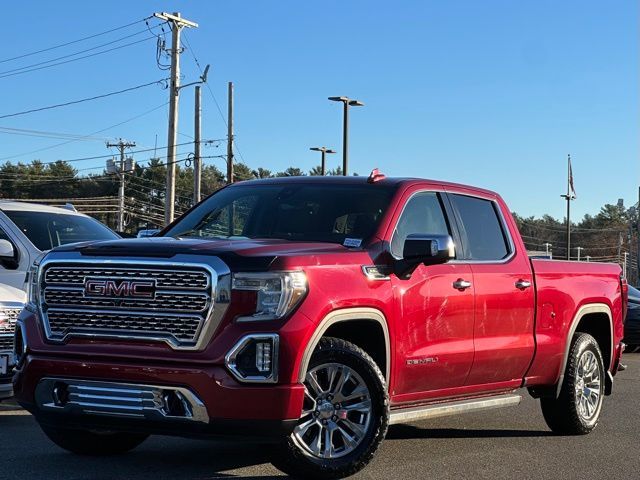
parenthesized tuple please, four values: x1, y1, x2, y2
(0, 126, 110, 142)
(182, 32, 247, 165)
(0, 18, 151, 65)
(0, 102, 168, 162)
(0, 36, 162, 80)
(0, 79, 168, 120)
(0, 24, 165, 78)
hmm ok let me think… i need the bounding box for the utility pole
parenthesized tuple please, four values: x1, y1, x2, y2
(193, 85, 202, 204)
(106, 139, 136, 232)
(576, 246, 583, 262)
(154, 11, 198, 226)
(226, 82, 234, 184)
(560, 154, 575, 260)
(310, 147, 336, 175)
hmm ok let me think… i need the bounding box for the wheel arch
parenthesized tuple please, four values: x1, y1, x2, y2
(298, 307, 391, 384)
(557, 303, 613, 396)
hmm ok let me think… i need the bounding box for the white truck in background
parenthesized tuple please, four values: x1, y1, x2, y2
(0, 201, 119, 400)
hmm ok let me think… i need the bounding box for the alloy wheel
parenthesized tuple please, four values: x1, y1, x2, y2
(292, 362, 373, 459)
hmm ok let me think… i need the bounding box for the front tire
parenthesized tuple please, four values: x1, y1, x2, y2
(40, 424, 148, 455)
(272, 337, 389, 479)
(540, 333, 605, 435)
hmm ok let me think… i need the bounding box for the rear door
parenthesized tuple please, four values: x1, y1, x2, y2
(448, 192, 535, 386)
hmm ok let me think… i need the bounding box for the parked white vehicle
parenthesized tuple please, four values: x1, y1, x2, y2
(0, 201, 118, 400)
(0, 283, 26, 400)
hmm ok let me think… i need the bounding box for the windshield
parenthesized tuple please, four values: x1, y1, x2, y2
(4, 210, 118, 251)
(165, 183, 396, 245)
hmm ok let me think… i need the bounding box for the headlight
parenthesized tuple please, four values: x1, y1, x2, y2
(26, 255, 45, 308)
(232, 271, 307, 322)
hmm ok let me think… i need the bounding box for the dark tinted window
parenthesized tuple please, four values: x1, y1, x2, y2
(451, 194, 509, 261)
(4, 211, 118, 251)
(166, 183, 396, 245)
(391, 192, 450, 257)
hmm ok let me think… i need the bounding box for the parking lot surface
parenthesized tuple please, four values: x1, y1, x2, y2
(1, 353, 638, 480)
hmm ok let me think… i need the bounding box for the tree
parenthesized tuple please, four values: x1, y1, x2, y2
(252, 167, 272, 179)
(308, 165, 324, 176)
(276, 167, 305, 177)
(233, 162, 255, 182)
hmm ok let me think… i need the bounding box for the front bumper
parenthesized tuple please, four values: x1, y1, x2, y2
(14, 354, 305, 438)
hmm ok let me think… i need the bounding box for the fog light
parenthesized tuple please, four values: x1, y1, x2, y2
(13, 320, 27, 367)
(225, 334, 279, 383)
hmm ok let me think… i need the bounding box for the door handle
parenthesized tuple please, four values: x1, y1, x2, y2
(515, 279, 532, 290)
(453, 279, 472, 291)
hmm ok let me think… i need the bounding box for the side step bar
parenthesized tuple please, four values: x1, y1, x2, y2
(389, 393, 522, 426)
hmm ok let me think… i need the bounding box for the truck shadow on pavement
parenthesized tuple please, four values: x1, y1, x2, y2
(386, 424, 554, 439)
(2, 415, 285, 479)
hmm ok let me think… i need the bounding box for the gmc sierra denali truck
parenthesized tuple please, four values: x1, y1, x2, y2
(13, 174, 626, 479)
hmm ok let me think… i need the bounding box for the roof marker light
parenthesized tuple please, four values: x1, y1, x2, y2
(367, 168, 386, 183)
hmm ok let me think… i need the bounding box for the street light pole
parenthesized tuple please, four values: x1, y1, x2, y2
(310, 147, 336, 175)
(576, 246, 583, 262)
(328, 96, 364, 176)
(543, 242, 552, 258)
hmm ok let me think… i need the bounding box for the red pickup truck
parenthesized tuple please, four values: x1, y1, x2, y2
(13, 174, 626, 479)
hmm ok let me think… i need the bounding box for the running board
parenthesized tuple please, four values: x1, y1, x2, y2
(389, 393, 522, 425)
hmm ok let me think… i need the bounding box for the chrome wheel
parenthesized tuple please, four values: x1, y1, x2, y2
(292, 362, 373, 459)
(574, 350, 602, 421)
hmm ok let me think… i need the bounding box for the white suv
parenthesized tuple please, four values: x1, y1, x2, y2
(0, 201, 118, 400)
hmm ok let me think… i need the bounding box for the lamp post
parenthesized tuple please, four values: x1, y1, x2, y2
(328, 96, 364, 176)
(310, 147, 336, 176)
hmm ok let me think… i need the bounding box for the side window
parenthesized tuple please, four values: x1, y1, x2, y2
(390, 192, 450, 258)
(450, 194, 510, 261)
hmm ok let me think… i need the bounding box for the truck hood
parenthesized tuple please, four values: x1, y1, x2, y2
(51, 237, 358, 271)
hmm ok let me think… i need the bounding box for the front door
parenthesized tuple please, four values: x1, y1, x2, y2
(389, 190, 475, 400)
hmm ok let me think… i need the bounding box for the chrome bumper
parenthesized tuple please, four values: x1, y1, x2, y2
(35, 378, 209, 423)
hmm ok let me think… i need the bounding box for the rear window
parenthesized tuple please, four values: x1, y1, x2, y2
(450, 194, 510, 261)
(3, 210, 118, 251)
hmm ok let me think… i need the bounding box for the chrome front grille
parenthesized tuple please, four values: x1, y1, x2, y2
(44, 289, 209, 312)
(0, 307, 21, 351)
(39, 261, 225, 349)
(44, 267, 208, 290)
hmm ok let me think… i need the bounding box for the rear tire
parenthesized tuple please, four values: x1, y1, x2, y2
(271, 337, 389, 479)
(540, 333, 605, 435)
(40, 424, 148, 455)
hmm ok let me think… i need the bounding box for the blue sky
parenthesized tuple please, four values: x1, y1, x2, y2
(0, 0, 637, 220)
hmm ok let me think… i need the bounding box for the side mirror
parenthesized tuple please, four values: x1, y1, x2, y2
(395, 234, 455, 279)
(0, 239, 15, 259)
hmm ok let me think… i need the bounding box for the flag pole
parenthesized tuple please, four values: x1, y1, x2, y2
(561, 154, 573, 261)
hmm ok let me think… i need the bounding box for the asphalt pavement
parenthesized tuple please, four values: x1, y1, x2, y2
(1, 353, 639, 480)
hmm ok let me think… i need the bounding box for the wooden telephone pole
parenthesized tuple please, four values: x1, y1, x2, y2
(154, 11, 198, 226)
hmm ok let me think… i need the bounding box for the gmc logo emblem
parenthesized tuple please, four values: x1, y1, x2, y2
(84, 278, 156, 299)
